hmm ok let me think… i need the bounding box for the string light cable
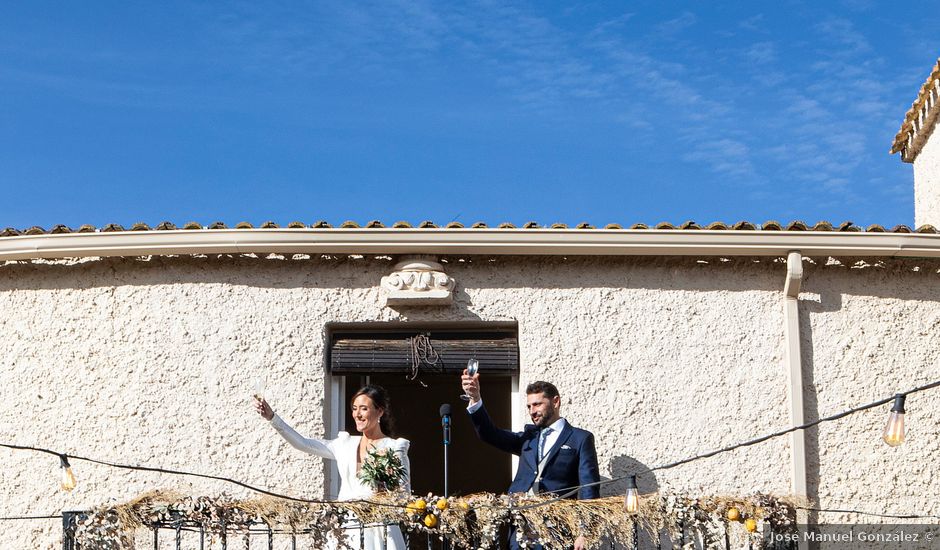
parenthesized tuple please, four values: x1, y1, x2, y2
(1, 379, 938, 520)
(0, 442, 401, 510)
(514, 378, 940, 511)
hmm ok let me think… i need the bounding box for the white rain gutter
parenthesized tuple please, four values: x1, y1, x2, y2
(3, 228, 940, 260)
(783, 252, 808, 545)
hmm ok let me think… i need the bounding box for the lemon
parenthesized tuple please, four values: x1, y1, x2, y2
(458, 500, 470, 511)
(744, 518, 758, 533)
(407, 499, 427, 516)
(424, 514, 438, 528)
(435, 498, 448, 511)
(726, 507, 740, 522)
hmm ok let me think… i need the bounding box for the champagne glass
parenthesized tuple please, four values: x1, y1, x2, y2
(459, 358, 479, 401)
(252, 377, 266, 403)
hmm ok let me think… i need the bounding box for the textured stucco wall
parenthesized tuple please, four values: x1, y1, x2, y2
(914, 126, 940, 227)
(1, 254, 939, 548)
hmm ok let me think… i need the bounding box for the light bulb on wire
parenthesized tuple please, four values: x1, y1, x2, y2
(883, 394, 906, 447)
(623, 475, 639, 514)
(59, 455, 77, 491)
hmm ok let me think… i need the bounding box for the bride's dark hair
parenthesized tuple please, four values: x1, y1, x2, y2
(352, 384, 394, 437)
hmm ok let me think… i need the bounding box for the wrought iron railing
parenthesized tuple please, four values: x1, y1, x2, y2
(63, 511, 798, 550)
(62, 511, 419, 550)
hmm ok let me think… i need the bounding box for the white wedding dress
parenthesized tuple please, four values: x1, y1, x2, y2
(270, 414, 411, 550)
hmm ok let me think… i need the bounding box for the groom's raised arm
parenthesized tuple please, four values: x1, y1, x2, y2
(468, 403, 526, 455)
(463, 370, 526, 455)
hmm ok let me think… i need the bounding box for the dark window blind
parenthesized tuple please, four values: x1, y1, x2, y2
(330, 329, 519, 375)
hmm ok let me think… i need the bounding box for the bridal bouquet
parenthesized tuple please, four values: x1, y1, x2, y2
(358, 447, 407, 492)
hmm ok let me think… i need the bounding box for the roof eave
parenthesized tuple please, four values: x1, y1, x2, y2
(1, 228, 939, 260)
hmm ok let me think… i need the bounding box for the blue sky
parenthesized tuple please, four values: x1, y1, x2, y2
(1, 1, 938, 228)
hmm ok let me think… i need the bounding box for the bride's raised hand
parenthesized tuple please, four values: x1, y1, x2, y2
(254, 397, 274, 421)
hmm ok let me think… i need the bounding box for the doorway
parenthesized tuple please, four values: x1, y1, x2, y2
(328, 324, 519, 549)
(342, 373, 513, 497)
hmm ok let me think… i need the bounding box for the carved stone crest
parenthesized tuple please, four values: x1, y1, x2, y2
(381, 256, 455, 306)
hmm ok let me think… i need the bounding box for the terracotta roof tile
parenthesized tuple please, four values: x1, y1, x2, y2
(762, 221, 782, 231)
(0, 220, 932, 236)
(786, 221, 808, 231)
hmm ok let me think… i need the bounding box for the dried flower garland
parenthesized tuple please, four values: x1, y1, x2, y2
(73, 489, 798, 549)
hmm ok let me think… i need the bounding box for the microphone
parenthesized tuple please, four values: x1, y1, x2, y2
(440, 404, 452, 445)
(440, 403, 453, 503)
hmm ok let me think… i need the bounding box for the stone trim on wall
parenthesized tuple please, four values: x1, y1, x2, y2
(380, 256, 455, 306)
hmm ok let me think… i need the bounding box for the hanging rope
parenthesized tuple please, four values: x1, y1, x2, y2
(408, 333, 440, 385)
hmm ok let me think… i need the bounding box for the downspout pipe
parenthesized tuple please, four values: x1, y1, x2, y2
(784, 251, 809, 547)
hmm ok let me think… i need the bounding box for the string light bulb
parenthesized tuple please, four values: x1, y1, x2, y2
(882, 394, 906, 447)
(59, 455, 77, 491)
(623, 475, 639, 514)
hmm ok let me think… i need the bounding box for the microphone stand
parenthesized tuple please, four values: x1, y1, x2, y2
(439, 404, 452, 550)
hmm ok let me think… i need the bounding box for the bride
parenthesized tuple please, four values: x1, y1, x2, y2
(254, 384, 410, 550)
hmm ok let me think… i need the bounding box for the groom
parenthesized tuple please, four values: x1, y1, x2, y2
(461, 372, 600, 550)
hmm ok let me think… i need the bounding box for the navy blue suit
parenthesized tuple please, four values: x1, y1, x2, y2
(469, 404, 600, 549)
